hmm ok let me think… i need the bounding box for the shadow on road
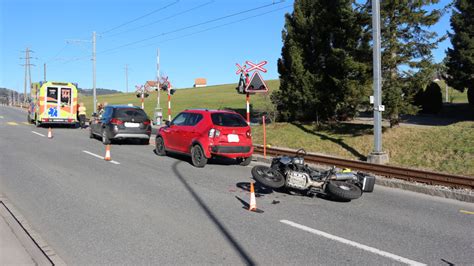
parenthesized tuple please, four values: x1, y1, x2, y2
(171, 162, 256, 265)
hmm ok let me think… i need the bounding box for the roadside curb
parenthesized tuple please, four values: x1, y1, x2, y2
(0, 195, 66, 265)
(251, 154, 474, 203)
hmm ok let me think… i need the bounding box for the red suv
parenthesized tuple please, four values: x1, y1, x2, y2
(155, 109, 253, 167)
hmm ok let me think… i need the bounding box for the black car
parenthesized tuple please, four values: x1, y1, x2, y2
(89, 105, 151, 144)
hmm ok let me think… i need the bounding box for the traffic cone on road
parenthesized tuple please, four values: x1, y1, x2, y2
(104, 144, 111, 161)
(249, 182, 257, 212)
(47, 127, 53, 139)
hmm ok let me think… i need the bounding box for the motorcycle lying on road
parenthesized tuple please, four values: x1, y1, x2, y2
(251, 149, 375, 201)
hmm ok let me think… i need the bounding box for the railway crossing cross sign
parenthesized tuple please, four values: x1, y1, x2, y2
(246, 60, 267, 73)
(245, 71, 268, 93)
(235, 63, 247, 75)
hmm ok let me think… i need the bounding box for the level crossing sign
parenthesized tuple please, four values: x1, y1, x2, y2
(246, 60, 267, 73)
(245, 71, 268, 93)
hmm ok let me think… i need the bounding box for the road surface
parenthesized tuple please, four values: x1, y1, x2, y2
(0, 106, 473, 265)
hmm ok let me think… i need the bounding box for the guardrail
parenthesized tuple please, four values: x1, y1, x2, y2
(253, 145, 474, 189)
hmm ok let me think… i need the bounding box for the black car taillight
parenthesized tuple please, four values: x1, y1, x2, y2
(110, 118, 124, 125)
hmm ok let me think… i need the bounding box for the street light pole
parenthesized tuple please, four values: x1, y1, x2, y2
(368, 0, 389, 164)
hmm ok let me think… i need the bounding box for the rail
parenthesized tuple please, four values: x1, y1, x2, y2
(253, 145, 474, 189)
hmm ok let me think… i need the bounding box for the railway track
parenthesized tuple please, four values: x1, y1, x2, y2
(253, 145, 474, 189)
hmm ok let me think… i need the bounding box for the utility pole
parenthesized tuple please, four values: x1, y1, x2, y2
(125, 64, 129, 93)
(44, 63, 47, 81)
(367, 0, 389, 164)
(157, 48, 160, 109)
(92, 31, 97, 114)
(21, 48, 35, 104)
(154, 48, 163, 125)
(66, 32, 97, 112)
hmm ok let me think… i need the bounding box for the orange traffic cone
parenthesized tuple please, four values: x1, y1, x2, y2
(104, 144, 111, 161)
(47, 127, 53, 139)
(249, 182, 257, 212)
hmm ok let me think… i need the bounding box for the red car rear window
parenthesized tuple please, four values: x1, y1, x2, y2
(211, 113, 247, 127)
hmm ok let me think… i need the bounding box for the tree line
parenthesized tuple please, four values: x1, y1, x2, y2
(273, 0, 473, 127)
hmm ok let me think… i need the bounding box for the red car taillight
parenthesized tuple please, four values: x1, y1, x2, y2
(209, 128, 221, 138)
(110, 118, 124, 125)
(246, 129, 252, 138)
(143, 120, 151, 126)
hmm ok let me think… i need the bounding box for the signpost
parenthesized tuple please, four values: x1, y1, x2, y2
(135, 85, 150, 110)
(160, 76, 172, 121)
(235, 60, 268, 124)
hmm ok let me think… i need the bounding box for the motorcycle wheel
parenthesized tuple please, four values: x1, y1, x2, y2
(326, 181, 362, 200)
(251, 165, 285, 188)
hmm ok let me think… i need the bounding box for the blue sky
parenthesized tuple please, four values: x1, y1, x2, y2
(1, 0, 452, 93)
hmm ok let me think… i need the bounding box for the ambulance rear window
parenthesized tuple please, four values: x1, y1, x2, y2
(47, 87, 58, 103)
(61, 88, 71, 105)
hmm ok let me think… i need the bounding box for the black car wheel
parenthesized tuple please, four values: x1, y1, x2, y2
(89, 128, 94, 139)
(102, 130, 111, 145)
(155, 136, 166, 156)
(191, 144, 207, 168)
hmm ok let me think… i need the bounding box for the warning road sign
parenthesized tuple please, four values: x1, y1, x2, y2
(245, 71, 268, 93)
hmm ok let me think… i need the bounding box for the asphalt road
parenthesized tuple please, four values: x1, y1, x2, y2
(0, 105, 473, 265)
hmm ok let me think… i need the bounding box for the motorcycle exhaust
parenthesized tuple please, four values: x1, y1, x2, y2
(331, 172, 357, 181)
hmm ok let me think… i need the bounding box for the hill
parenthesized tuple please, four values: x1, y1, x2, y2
(80, 80, 280, 119)
(78, 88, 123, 96)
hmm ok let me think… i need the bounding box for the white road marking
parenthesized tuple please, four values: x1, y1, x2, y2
(82, 150, 120, 165)
(31, 131, 46, 137)
(280, 220, 426, 266)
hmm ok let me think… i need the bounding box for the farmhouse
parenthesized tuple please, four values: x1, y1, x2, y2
(194, 78, 207, 88)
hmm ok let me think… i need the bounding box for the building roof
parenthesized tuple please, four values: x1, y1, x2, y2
(194, 78, 207, 85)
(144, 81, 159, 88)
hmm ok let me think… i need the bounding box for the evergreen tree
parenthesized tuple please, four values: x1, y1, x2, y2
(273, 0, 371, 122)
(378, 0, 445, 126)
(446, 0, 474, 106)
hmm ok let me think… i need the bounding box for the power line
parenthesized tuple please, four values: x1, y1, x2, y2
(52, 1, 290, 64)
(104, 4, 293, 55)
(97, 0, 286, 55)
(106, 1, 214, 38)
(100, 0, 180, 35)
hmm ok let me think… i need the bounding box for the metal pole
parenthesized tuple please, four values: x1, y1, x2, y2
(44, 63, 47, 81)
(157, 48, 160, 109)
(92, 31, 97, 114)
(372, 0, 382, 154)
(23, 48, 28, 104)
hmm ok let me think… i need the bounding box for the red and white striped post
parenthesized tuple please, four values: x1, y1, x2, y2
(141, 91, 145, 110)
(263, 115, 266, 159)
(167, 89, 171, 121)
(246, 92, 250, 125)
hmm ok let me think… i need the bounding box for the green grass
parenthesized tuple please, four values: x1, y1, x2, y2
(251, 122, 474, 176)
(435, 80, 469, 103)
(80, 80, 473, 176)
